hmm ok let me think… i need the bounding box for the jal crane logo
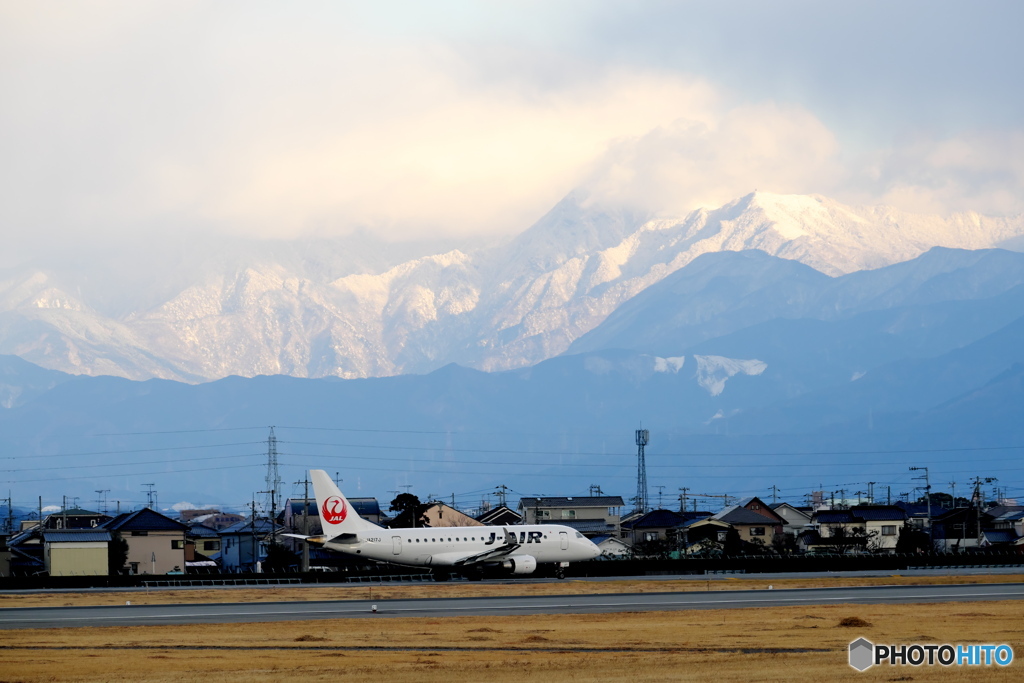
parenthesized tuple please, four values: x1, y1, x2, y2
(322, 496, 348, 524)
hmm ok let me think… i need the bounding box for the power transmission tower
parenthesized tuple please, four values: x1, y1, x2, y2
(264, 427, 281, 516)
(634, 427, 649, 515)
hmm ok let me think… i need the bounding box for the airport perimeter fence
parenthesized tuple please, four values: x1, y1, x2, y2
(565, 551, 1024, 578)
(3, 551, 1023, 590)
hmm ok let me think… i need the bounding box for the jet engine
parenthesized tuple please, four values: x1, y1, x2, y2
(501, 555, 538, 575)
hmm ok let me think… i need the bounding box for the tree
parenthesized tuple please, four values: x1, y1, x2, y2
(107, 531, 129, 575)
(262, 542, 296, 572)
(772, 531, 798, 556)
(895, 524, 931, 554)
(827, 525, 872, 554)
(722, 527, 743, 556)
(389, 493, 428, 528)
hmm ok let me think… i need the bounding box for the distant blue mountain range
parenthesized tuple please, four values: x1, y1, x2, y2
(1, 247, 1021, 511)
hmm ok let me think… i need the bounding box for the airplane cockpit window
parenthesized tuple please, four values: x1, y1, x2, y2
(575, 532, 585, 539)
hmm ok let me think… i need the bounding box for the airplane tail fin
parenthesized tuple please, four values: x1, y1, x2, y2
(310, 469, 371, 538)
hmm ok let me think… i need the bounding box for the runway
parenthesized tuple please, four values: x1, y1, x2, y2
(2, 582, 1023, 629)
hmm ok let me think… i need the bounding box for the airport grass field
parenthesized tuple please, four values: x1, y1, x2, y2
(0, 600, 1020, 682)
(1, 576, 1021, 681)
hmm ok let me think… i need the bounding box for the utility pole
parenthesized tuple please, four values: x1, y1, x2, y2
(910, 466, 932, 550)
(495, 484, 509, 507)
(768, 485, 779, 505)
(970, 477, 996, 547)
(655, 485, 665, 509)
(2, 494, 12, 534)
(259, 489, 277, 551)
(887, 486, 891, 506)
(678, 487, 690, 513)
(250, 499, 258, 572)
(95, 489, 109, 515)
(867, 482, 876, 504)
(294, 477, 311, 573)
(949, 480, 957, 508)
(854, 490, 865, 506)
(143, 484, 156, 510)
(589, 485, 604, 497)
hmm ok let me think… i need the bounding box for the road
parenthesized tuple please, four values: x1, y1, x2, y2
(1, 582, 1023, 629)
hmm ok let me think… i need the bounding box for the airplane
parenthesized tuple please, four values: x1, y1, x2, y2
(300, 469, 601, 580)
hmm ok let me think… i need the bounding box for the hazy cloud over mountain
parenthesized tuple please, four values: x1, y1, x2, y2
(2, 1, 1022, 267)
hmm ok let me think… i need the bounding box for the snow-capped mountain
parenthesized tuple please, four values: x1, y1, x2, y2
(1, 191, 1022, 381)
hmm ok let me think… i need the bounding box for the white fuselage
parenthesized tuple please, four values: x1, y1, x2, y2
(324, 524, 600, 568)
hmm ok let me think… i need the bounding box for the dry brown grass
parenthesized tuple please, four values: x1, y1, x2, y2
(2, 572, 1022, 609)
(0, 600, 1020, 682)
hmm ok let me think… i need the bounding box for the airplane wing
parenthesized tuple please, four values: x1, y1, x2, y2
(452, 528, 521, 566)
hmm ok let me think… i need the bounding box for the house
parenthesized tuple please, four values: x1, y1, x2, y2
(810, 505, 907, 553)
(847, 506, 907, 551)
(620, 509, 685, 545)
(932, 507, 980, 551)
(185, 523, 222, 570)
(677, 517, 732, 555)
(103, 508, 188, 575)
(712, 498, 784, 548)
(518, 495, 624, 537)
(419, 502, 483, 528)
(284, 496, 383, 533)
(5, 527, 44, 575)
(43, 529, 111, 576)
(186, 511, 246, 531)
(590, 534, 631, 558)
(42, 507, 111, 530)
(475, 505, 522, 526)
(218, 518, 275, 573)
(770, 502, 813, 538)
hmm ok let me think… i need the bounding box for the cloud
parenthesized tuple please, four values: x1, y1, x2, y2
(1, 2, 1022, 268)
(863, 130, 1024, 216)
(580, 102, 842, 214)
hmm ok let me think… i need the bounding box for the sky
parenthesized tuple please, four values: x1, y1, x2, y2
(2, 1, 1023, 261)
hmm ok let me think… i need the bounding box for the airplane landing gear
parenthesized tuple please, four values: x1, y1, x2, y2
(554, 567, 565, 579)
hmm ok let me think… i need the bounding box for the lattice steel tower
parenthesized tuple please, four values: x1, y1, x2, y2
(635, 428, 649, 514)
(265, 426, 282, 515)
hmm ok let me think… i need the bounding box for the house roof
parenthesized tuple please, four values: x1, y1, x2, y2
(475, 505, 522, 525)
(186, 523, 220, 538)
(812, 510, 857, 525)
(983, 529, 1019, 544)
(43, 530, 112, 543)
(103, 507, 187, 532)
(714, 507, 780, 526)
(51, 508, 104, 517)
(621, 509, 684, 530)
(219, 518, 276, 535)
(849, 506, 907, 522)
(539, 519, 616, 534)
(518, 496, 624, 509)
(680, 517, 729, 529)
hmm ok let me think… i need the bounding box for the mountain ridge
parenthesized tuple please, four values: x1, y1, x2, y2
(2, 191, 1022, 382)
